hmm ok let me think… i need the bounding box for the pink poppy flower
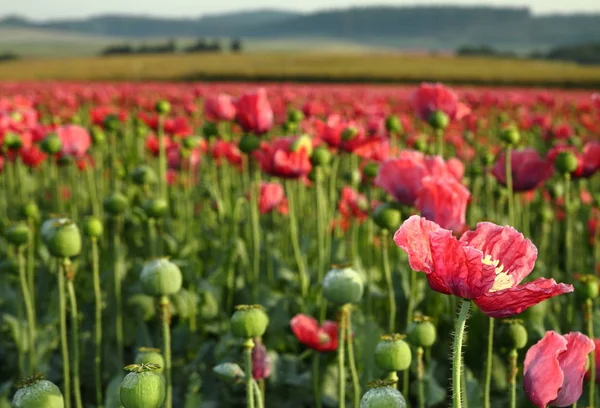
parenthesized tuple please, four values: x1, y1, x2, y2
(394, 215, 573, 318)
(56, 125, 91, 157)
(204, 94, 237, 122)
(416, 176, 470, 232)
(258, 182, 288, 215)
(524, 331, 594, 407)
(338, 186, 369, 221)
(290, 314, 338, 352)
(253, 136, 312, 179)
(235, 88, 274, 134)
(411, 82, 462, 121)
(251, 341, 271, 380)
(492, 149, 554, 192)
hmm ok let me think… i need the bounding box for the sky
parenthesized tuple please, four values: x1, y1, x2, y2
(2, 0, 599, 20)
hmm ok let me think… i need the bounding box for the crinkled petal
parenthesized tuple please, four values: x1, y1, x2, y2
(474, 278, 574, 318)
(319, 321, 339, 352)
(523, 331, 568, 408)
(429, 228, 496, 298)
(460, 222, 537, 285)
(290, 314, 319, 348)
(552, 332, 595, 406)
(393, 215, 443, 276)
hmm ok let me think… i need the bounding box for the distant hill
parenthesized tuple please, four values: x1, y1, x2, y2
(1, 6, 600, 51)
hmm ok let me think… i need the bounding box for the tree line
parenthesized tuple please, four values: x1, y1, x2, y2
(100, 38, 242, 56)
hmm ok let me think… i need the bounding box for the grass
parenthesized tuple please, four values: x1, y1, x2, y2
(0, 52, 599, 87)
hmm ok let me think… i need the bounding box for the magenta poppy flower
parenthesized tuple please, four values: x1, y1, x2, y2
(253, 136, 312, 179)
(251, 341, 271, 380)
(290, 314, 338, 352)
(204, 94, 237, 122)
(374, 150, 461, 206)
(55, 125, 91, 158)
(235, 88, 274, 134)
(416, 176, 470, 232)
(524, 331, 594, 407)
(258, 182, 288, 215)
(394, 215, 573, 318)
(411, 82, 467, 121)
(492, 149, 554, 192)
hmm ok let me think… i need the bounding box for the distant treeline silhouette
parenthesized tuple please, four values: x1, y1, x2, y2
(457, 43, 600, 65)
(101, 38, 242, 56)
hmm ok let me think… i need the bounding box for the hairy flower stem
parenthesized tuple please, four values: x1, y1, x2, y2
(417, 347, 426, 408)
(286, 180, 308, 298)
(346, 307, 360, 408)
(453, 300, 471, 408)
(381, 230, 396, 333)
(64, 259, 83, 408)
(113, 214, 124, 369)
(252, 380, 264, 408)
(565, 174, 574, 326)
(157, 115, 167, 200)
(505, 146, 514, 226)
(244, 338, 256, 408)
(586, 298, 596, 407)
(91, 237, 103, 407)
(26, 218, 36, 329)
(58, 259, 72, 408)
(483, 318, 494, 408)
(250, 167, 261, 300)
(17, 246, 35, 374)
(338, 307, 347, 408)
(508, 349, 518, 408)
(436, 129, 445, 158)
(160, 296, 173, 408)
(148, 217, 158, 257)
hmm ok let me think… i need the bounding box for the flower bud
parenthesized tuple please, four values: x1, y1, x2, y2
(413, 138, 428, 153)
(143, 199, 169, 219)
(407, 319, 437, 348)
(140, 258, 183, 297)
(341, 127, 359, 142)
(41, 133, 62, 155)
(213, 363, 245, 385)
(385, 115, 403, 133)
(482, 152, 496, 167)
(104, 192, 129, 215)
(498, 320, 528, 350)
(131, 165, 158, 186)
(120, 365, 165, 408)
(322, 266, 364, 305)
(554, 151, 578, 175)
(575, 275, 599, 300)
(91, 126, 106, 146)
(22, 202, 40, 221)
(6, 223, 30, 246)
(363, 162, 379, 179)
(290, 135, 313, 156)
(3, 132, 22, 150)
(103, 115, 121, 133)
(12, 377, 64, 408)
(182, 136, 201, 150)
(238, 134, 260, 154)
(311, 146, 332, 167)
(230, 305, 269, 338)
(83, 217, 103, 238)
(288, 109, 304, 123)
(428, 111, 449, 130)
(373, 203, 401, 232)
(135, 348, 165, 374)
(42, 218, 82, 258)
(500, 127, 520, 146)
(360, 382, 406, 408)
(374, 334, 412, 372)
(155, 100, 171, 115)
(203, 122, 219, 139)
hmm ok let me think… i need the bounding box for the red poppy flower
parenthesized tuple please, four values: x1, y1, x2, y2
(374, 150, 461, 206)
(524, 331, 594, 408)
(492, 149, 554, 192)
(394, 216, 573, 318)
(411, 82, 468, 121)
(258, 182, 288, 215)
(253, 136, 312, 179)
(235, 88, 274, 134)
(338, 186, 369, 221)
(211, 140, 242, 167)
(56, 125, 91, 157)
(290, 314, 338, 352)
(204, 93, 236, 122)
(251, 341, 271, 380)
(416, 176, 470, 232)
(146, 134, 175, 156)
(548, 142, 600, 179)
(19, 145, 46, 168)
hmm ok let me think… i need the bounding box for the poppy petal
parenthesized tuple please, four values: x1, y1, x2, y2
(523, 331, 568, 408)
(393, 215, 444, 277)
(474, 278, 574, 318)
(290, 314, 320, 348)
(460, 222, 538, 285)
(551, 332, 595, 406)
(319, 321, 339, 352)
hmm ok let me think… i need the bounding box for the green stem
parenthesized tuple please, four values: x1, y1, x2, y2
(244, 338, 256, 408)
(402, 369, 409, 401)
(252, 380, 264, 408)
(312, 353, 322, 408)
(250, 168, 261, 300)
(160, 296, 173, 408)
(64, 260, 83, 408)
(483, 318, 494, 408)
(564, 174, 572, 273)
(27, 219, 36, 328)
(586, 299, 596, 407)
(91, 238, 103, 408)
(381, 230, 396, 333)
(286, 180, 309, 298)
(436, 128, 445, 158)
(346, 308, 360, 408)
(505, 146, 514, 226)
(508, 349, 518, 408)
(158, 115, 167, 200)
(406, 269, 417, 331)
(338, 308, 347, 408)
(17, 247, 35, 374)
(58, 259, 72, 408)
(113, 215, 124, 369)
(417, 347, 425, 408)
(452, 300, 471, 408)
(148, 218, 157, 257)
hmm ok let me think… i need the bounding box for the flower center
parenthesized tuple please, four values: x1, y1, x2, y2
(318, 331, 331, 345)
(482, 254, 514, 292)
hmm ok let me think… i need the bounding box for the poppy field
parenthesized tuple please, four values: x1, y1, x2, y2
(0, 81, 600, 408)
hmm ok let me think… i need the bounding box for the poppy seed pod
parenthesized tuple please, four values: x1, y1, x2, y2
(143, 199, 169, 219)
(181, 136, 200, 150)
(498, 320, 528, 350)
(83, 217, 103, 238)
(155, 100, 171, 115)
(554, 151, 578, 175)
(230, 305, 269, 338)
(360, 382, 406, 408)
(6, 223, 30, 246)
(140, 258, 182, 297)
(135, 348, 165, 374)
(341, 126, 359, 142)
(311, 146, 332, 167)
(22, 202, 40, 221)
(120, 366, 165, 408)
(287, 109, 304, 123)
(574, 275, 599, 300)
(500, 127, 521, 146)
(322, 266, 364, 305)
(41, 133, 62, 155)
(428, 111, 449, 130)
(103, 192, 129, 215)
(3, 132, 22, 150)
(42, 218, 82, 258)
(385, 115, 403, 133)
(12, 378, 64, 408)
(363, 162, 379, 179)
(374, 334, 412, 372)
(407, 319, 437, 348)
(413, 138, 428, 153)
(131, 165, 158, 186)
(238, 134, 260, 154)
(373, 203, 402, 232)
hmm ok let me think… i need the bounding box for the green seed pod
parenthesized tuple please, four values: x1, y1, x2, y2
(311, 146, 332, 167)
(341, 126, 359, 142)
(41, 133, 63, 155)
(374, 334, 412, 372)
(343, 169, 362, 186)
(282, 121, 297, 134)
(238, 134, 260, 154)
(230, 305, 269, 338)
(155, 100, 171, 115)
(428, 111, 449, 130)
(103, 115, 121, 133)
(12, 377, 64, 408)
(554, 151, 578, 175)
(182, 136, 201, 150)
(498, 320, 528, 350)
(575, 275, 599, 300)
(42, 218, 82, 258)
(407, 319, 437, 348)
(143, 199, 169, 219)
(290, 134, 313, 156)
(83, 217, 104, 238)
(202, 122, 219, 139)
(22, 202, 40, 221)
(413, 138, 428, 153)
(287, 109, 304, 124)
(213, 362, 245, 385)
(6, 223, 31, 246)
(482, 152, 496, 167)
(500, 127, 521, 146)
(373, 203, 402, 232)
(140, 258, 183, 297)
(131, 165, 158, 186)
(91, 126, 107, 147)
(120, 366, 165, 408)
(360, 382, 406, 408)
(104, 192, 129, 215)
(135, 348, 165, 374)
(322, 266, 364, 305)
(3, 132, 22, 150)
(363, 162, 379, 179)
(385, 115, 403, 134)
